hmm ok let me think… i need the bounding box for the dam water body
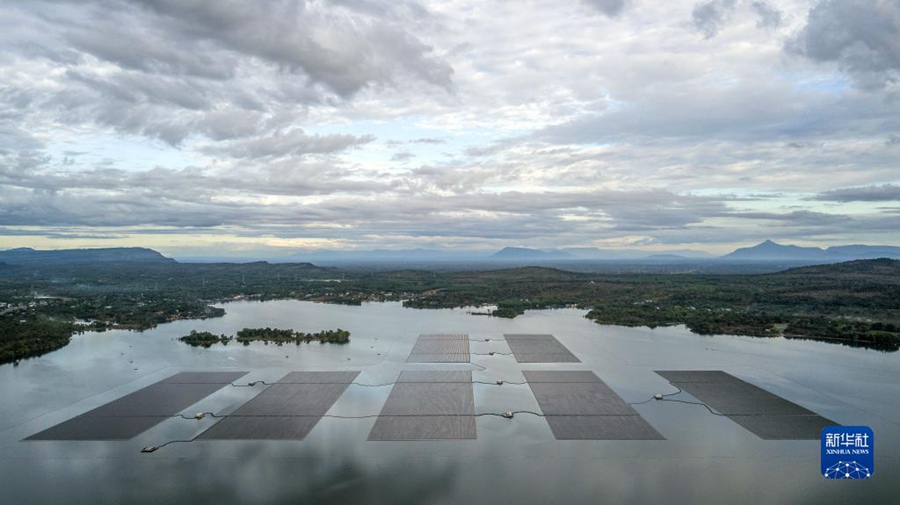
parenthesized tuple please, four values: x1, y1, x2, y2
(1, 300, 898, 504)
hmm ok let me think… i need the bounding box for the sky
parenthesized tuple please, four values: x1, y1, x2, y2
(0, 0, 898, 258)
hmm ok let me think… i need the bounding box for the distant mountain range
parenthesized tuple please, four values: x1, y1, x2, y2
(722, 240, 900, 261)
(0, 247, 175, 265)
(3, 241, 899, 266)
(281, 241, 899, 264)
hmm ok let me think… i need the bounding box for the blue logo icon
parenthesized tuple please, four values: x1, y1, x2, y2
(821, 426, 874, 479)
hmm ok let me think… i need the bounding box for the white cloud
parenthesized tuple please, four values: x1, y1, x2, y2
(0, 0, 897, 252)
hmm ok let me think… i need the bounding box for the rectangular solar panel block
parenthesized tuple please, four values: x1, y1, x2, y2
(25, 371, 248, 440)
(504, 334, 554, 340)
(159, 371, 249, 384)
(228, 383, 354, 417)
(368, 415, 477, 440)
(26, 416, 167, 441)
(504, 334, 580, 363)
(505, 340, 570, 354)
(410, 339, 470, 354)
(545, 415, 665, 440)
(654, 370, 746, 384)
(655, 370, 838, 439)
(511, 353, 581, 363)
(522, 371, 600, 383)
(418, 334, 468, 340)
(525, 371, 664, 440)
(367, 371, 476, 440)
(198, 416, 322, 440)
(195, 371, 359, 440)
(397, 370, 472, 383)
(406, 353, 470, 363)
(378, 384, 475, 416)
(668, 381, 817, 416)
(277, 371, 360, 384)
(727, 414, 836, 440)
(528, 382, 636, 416)
(84, 383, 236, 417)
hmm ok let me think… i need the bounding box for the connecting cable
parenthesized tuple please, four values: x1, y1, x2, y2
(473, 380, 527, 386)
(627, 383, 726, 416)
(230, 381, 274, 387)
(655, 398, 726, 416)
(628, 384, 684, 405)
(141, 439, 194, 453)
(349, 382, 395, 388)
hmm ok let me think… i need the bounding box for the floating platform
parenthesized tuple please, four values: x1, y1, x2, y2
(197, 371, 359, 440)
(655, 370, 838, 439)
(524, 370, 664, 440)
(26, 371, 248, 441)
(368, 370, 476, 440)
(504, 334, 581, 363)
(406, 334, 470, 363)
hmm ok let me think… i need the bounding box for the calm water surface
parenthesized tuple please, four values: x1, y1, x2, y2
(1, 301, 898, 504)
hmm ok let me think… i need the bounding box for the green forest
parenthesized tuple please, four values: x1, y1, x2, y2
(179, 327, 351, 347)
(2, 258, 899, 364)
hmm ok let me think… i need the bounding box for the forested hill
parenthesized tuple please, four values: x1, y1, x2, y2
(778, 258, 900, 277)
(0, 247, 175, 265)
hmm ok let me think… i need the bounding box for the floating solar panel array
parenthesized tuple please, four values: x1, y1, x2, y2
(26, 372, 248, 441)
(524, 371, 664, 440)
(504, 334, 580, 363)
(406, 333, 470, 363)
(655, 370, 838, 439)
(197, 371, 359, 440)
(368, 371, 476, 440)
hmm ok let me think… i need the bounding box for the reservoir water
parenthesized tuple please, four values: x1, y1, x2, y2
(1, 300, 897, 504)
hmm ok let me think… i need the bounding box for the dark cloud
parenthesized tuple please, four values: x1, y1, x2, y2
(581, 0, 629, 17)
(692, 0, 736, 39)
(750, 1, 782, 29)
(813, 184, 900, 202)
(1, 0, 454, 147)
(725, 209, 853, 226)
(127, 0, 454, 96)
(788, 0, 900, 90)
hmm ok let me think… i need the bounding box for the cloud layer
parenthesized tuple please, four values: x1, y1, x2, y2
(0, 0, 898, 255)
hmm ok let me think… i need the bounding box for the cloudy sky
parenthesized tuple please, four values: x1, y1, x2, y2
(1, 0, 898, 257)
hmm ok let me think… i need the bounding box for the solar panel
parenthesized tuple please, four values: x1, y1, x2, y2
(197, 371, 359, 440)
(397, 371, 472, 383)
(655, 370, 838, 439)
(417, 334, 469, 340)
(368, 370, 476, 440)
(277, 371, 360, 384)
(503, 334, 580, 363)
(406, 353, 471, 363)
(525, 370, 664, 440)
(522, 371, 600, 383)
(26, 371, 248, 441)
(406, 334, 470, 363)
(367, 416, 477, 440)
(544, 415, 665, 440)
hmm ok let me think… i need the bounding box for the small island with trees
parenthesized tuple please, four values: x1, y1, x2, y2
(179, 327, 351, 347)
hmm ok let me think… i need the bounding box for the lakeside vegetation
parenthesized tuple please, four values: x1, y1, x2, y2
(179, 327, 351, 347)
(1, 258, 899, 363)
